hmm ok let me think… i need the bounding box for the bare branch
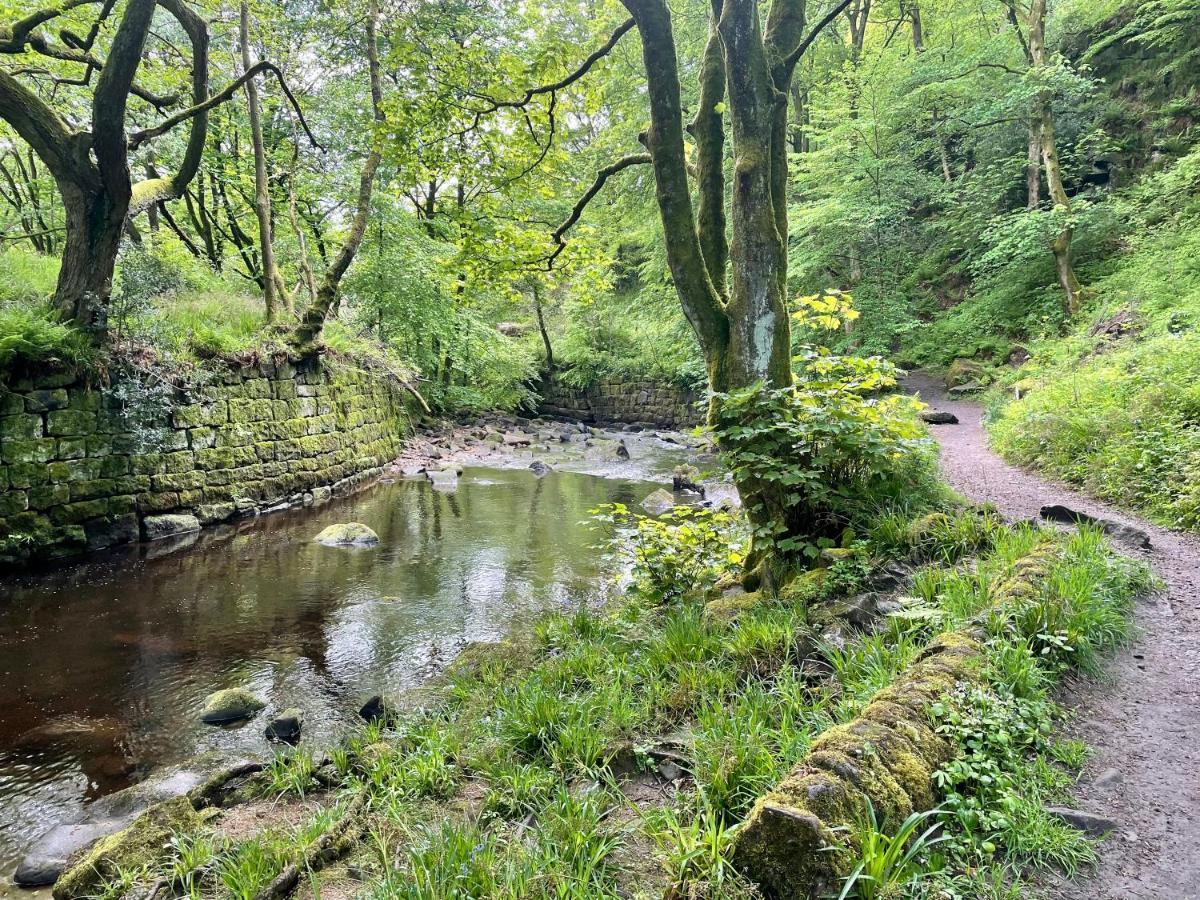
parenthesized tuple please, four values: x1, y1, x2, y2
(547, 152, 651, 268)
(129, 60, 320, 151)
(783, 0, 854, 71)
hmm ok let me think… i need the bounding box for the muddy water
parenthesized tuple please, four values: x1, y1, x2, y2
(0, 458, 692, 880)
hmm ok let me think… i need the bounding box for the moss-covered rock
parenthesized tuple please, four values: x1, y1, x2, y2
(200, 687, 266, 724)
(314, 522, 380, 546)
(702, 590, 767, 624)
(52, 796, 200, 900)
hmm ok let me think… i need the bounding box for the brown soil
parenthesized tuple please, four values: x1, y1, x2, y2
(906, 374, 1200, 899)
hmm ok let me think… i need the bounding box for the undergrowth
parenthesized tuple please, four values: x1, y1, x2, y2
(92, 510, 1147, 900)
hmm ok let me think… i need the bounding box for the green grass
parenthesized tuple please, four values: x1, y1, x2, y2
(85, 510, 1148, 900)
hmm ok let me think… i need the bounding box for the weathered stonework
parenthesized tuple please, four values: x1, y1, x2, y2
(0, 358, 411, 566)
(537, 376, 703, 428)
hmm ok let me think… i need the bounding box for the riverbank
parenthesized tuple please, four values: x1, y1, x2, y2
(0, 418, 716, 891)
(14, 472, 1151, 899)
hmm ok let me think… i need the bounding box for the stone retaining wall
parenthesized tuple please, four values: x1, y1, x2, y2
(537, 376, 703, 428)
(0, 357, 411, 566)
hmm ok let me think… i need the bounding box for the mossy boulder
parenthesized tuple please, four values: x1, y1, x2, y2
(200, 687, 266, 724)
(702, 590, 767, 624)
(944, 357, 985, 387)
(52, 796, 200, 900)
(314, 522, 379, 546)
(640, 488, 676, 515)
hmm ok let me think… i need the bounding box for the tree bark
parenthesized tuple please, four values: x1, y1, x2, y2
(1027, 0, 1082, 314)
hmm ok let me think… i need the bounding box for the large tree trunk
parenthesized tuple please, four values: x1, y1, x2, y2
(55, 180, 125, 328)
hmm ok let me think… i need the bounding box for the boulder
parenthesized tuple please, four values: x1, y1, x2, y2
(314, 522, 380, 546)
(616, 439, 631, 460)
(641, 488, 676, 515)
(200, 687, 266, 724)
(1039, 504, 1151, 549)
(528, 460, 553, 478)
(672, 464, 704, 494)
(920, 410, 959, 425)
(264, 708, 303, 744)
(944, 358, 984, 388)
(141, 513, 201, 542)
(52, 797, 200, 900)
(14, 821, 118, 887)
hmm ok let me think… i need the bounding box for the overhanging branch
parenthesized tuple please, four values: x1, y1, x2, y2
(783, 0, 854, 71)
(128, 60, 320, 150)
(546, 152, 650, 268)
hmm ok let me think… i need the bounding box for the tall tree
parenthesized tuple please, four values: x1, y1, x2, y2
(0, 0, 311, 331)
(240, 0, 288, 321)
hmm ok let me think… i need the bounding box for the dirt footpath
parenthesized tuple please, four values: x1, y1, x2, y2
(906, 373, 1200, 900)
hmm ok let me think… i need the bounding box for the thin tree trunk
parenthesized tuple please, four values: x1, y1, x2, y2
(240, 0, 283, 322)
(1028, 0, 1081, 314)
(532, 282, 554, 370)
(292, 0, 383, 347)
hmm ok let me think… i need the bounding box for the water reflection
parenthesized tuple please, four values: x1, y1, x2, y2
(0, 466, 663, 874)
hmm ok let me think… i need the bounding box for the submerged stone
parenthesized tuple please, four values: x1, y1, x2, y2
(641, 488, 675, 515)
(200, 687, 266, 724)
(314, 522, 380, 546)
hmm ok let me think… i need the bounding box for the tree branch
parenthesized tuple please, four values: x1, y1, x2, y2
(782, 0, 854, 71)
(546, 152, 650, 267)
(129, 60, 319, 151)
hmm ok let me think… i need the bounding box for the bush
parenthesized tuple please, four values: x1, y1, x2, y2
(712, 352, 937, 559)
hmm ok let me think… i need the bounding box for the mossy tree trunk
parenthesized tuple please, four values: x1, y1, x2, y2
(617, 0, 849, 573)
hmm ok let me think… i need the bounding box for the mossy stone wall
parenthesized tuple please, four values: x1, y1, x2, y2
(537, 376, 703, 428)
(0, 358, 410, 566)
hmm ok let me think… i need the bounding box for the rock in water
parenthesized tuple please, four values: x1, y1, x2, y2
(616, 439, 631, 460)
(264, 708, 303, 744)
(641, 488, 676, 515)
(141, 513, 201, 541)
(200, 688, 266, 724)
(314, 523, 380, 546)
(528, 460, 552, 478)
(920, 410, 959, 425)
(358, 694, 396, 724)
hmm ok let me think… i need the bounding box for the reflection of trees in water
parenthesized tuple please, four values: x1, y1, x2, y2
(0, 470, 661, 783)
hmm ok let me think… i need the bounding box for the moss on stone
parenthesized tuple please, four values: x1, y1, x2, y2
(702, 590, 767, 624)
(52, 796, 200, 900)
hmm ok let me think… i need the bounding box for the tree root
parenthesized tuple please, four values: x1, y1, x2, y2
(253, 791, 369, 900)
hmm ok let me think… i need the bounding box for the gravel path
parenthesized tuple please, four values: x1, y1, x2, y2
(906, 373, 1200, 900)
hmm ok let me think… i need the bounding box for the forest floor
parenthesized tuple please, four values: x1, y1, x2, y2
(906, 373, 1200, 900)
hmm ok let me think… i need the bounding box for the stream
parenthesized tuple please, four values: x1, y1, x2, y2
(0, 428, 710, 885)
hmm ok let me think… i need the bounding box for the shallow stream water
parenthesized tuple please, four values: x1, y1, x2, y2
(0, 444, 697, 883)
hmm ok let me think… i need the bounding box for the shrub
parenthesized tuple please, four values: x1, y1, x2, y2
(712, 352, 935, 559)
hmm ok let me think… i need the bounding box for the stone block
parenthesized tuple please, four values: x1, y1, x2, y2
(46, 409, 95, 437)
(25, 389, 69, 412)
(1, 413, 44, 439)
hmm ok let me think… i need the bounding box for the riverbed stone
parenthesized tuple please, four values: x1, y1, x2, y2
(264, 708, 304, 744)
(142, 512, 201, 541)
(314, 522, 380, 546)
(528, 460, 552, 478)
(200, 687, 266, 724)
(641, 488, 676, 515)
